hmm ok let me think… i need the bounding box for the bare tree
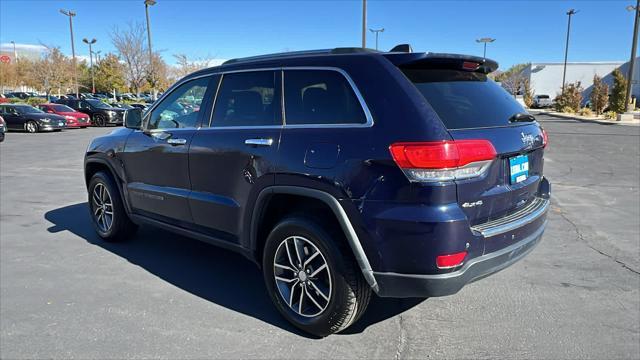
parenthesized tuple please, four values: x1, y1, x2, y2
(111, 22, 148, 96)
(496, 63, 529, 98)
(31, 45, 72, 97)
(172, 53, 216, 79)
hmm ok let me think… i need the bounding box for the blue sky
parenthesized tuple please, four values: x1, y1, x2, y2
(0, 0, 635, 69)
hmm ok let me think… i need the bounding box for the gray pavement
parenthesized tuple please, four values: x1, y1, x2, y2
(1, 116, 639, 359)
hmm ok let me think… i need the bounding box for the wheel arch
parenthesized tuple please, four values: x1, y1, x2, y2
(84, 156, 133, 214)
(250, 186, 379, 292)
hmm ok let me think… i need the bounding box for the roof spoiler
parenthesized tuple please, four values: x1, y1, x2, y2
(389, 44, 413, 53)
(383, 52, 499, 74)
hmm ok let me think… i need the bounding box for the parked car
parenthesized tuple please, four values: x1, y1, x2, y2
(532, 94, 553, 108)
(0, 116, 6, 142)
(0, 104, 66, 132)
(5, 92, 32, 100)
(0, 94, 9, 104)
(56, 98, 125, 126)
(84, 46, 550, 336)
(109, 102, 135, 110)
(38, 103, 91, 128)
(128, 103, 149, 110)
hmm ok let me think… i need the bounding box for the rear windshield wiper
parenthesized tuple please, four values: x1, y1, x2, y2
(508, 112, 536, 123)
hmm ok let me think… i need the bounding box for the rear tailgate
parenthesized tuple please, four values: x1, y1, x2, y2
(449, 124, 545, 225)
(398, 55, 546, 233)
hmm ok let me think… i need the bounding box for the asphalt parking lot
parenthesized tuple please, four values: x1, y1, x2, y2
(1, 115, 639, 359)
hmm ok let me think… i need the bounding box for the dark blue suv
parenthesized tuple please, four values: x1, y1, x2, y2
(84, 46, 550, 336)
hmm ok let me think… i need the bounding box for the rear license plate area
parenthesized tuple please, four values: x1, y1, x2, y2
(509, 154, 529, 184)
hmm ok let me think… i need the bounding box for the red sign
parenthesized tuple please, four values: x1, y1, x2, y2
(0, 55, 11, 64)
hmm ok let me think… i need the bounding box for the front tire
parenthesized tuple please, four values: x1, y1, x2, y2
(93, 114, 106, 127)
(263, 216, 371, 337)
(25, 120, 38, 133)
(88, 171, 137, 242)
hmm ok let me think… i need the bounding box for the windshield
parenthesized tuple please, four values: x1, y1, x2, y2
(86, 99, 112, 109)
(52, 105, 75, 112)
(403, 69, 527, 129)
(15, 105, 44, 114)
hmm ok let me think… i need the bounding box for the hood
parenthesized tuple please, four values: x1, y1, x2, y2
(58, 111, 89, 118)
(28, 113, 66, 121)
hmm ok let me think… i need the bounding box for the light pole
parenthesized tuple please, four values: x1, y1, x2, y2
(361, 0, 367, 48)
(625, 1, 639, 111)
(83, 38, 97, 93)
(369, 28, 384, 50)
(10, 41, 17, 62)
(475, 37, 496, 59)
(60, 9, 79, 98)
(561, 9, 578, 94)
(94, 50, 102, 64)
(144, 0, 156, 100)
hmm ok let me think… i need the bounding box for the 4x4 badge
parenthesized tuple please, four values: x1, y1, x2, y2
(462, 200, 483, 208)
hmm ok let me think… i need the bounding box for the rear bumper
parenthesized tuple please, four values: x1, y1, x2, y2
(373, 220, 546, 297)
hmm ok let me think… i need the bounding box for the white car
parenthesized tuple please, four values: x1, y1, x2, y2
(532, 94, 553, 108)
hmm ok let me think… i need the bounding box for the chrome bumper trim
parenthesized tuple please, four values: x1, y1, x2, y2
(471, 197, 549, 238)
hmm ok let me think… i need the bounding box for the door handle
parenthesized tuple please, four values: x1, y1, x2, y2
(244, 138, 273, 146)
(167, 138, 187, 145)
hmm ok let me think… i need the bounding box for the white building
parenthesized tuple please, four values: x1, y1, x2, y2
(521, 58, 639, 104)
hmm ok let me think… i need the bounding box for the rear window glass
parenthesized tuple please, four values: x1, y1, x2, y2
(284, 70, 366, 125)
(536, 95, 550, 99)
(403, 69, 526, 129)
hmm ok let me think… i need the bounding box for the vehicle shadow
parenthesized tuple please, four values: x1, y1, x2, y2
(44, 203, 425, 338)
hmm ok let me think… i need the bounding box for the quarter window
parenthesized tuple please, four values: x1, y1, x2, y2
(148, 77, 210, 130)
(211, 71, 281, 127)
(283, 70, 366, 125)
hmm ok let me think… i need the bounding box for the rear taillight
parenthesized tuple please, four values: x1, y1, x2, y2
(389, 140, 496, 182)
(541, 128, 549, 148)
(436, 251, 467, 269)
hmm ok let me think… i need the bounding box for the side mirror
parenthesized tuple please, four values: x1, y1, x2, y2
(125, 108, 143, 130)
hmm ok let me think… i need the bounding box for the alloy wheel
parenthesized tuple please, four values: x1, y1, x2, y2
(92, 183, 113, 232)
(26, 121, 37, 133)
(273, 236, 332, 317)
(95, 115, 105, 127)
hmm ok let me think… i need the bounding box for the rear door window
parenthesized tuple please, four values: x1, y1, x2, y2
(211, 71, 281, 127)
(402, 69, 526, 129)
(283, 69, 367, 125)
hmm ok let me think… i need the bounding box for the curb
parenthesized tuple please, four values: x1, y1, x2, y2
(529, 110, 640, 126)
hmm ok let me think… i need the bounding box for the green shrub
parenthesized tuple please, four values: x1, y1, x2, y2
(578, 107, 593, 116)
(554, 81, 583, 112)
(523, 78, 534, 108)
(609, 69, 627, 113)
(590, 74, 609, 115)
(25, 97, 47, 106)
(604, 111, 617, 119)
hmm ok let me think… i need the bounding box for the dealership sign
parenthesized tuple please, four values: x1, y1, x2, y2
(0, 55, 11, 64)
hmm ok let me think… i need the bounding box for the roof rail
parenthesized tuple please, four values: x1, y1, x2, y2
(223, 47, 380, 65)
(223, 49, 332, 65)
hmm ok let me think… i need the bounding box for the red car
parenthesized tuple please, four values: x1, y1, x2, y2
(38, 103, 90, 128)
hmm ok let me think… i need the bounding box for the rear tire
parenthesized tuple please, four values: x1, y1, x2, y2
(88, 171, 137, 242)
(262, 216, 371, 337)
